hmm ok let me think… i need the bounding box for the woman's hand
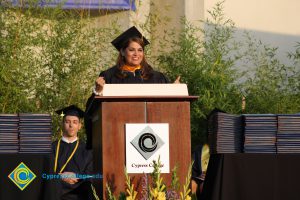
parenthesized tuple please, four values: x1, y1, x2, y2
(95, 76, 106, 93)
(174, 76, 181, 84)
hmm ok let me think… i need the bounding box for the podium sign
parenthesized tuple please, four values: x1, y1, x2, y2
(125, 123, 170, 173)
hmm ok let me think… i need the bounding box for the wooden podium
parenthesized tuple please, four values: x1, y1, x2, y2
(88, 95, 197, 199)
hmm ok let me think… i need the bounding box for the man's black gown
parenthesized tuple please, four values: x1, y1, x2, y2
(52, 140, 93, 200)
(85, 65, 169, 149)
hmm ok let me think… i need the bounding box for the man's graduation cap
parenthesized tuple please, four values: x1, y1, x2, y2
(111, 26, 150, 51)
(55, 105, 85, 119)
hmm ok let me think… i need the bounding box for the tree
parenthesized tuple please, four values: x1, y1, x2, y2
(157, 2, 243, 147)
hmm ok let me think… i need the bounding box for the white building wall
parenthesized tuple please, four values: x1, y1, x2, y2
(185, 0, 204, 27)
(205, 0, 300, 65)
(205, 0, 300, 36)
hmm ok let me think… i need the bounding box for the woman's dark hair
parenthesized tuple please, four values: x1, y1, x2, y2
(115, 37, 153, 80)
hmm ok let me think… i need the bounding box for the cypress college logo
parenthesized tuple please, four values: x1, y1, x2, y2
(131, 126, 164, 160)
(8, 162, 36, 191)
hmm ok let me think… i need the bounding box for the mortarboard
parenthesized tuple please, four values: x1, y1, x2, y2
(55, 105, 85, 119)
(111, 26, 150, 51)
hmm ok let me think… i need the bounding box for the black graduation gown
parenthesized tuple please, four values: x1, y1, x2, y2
(52, 140, 93, 200)
(192, 145, 205, 200)
(98, 65, 169, 84)
(85, 65, 169, 149)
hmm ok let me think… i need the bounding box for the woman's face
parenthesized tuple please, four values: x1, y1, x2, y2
(123, 41, 144, 66)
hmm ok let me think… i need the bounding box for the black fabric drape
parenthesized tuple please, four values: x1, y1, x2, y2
(0, 154, 59, 200)
(202, 154, 300, 200)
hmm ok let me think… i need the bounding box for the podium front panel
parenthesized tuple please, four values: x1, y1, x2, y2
(146, 102, 191, 186)
(91, 100, 191, 199)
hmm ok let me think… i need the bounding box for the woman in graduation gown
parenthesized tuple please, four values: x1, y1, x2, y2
(85, 26, 176, 149)
(92, 26, 169, 93)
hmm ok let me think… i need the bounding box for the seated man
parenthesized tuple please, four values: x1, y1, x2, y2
(53, 105, 94, 200)
(191, 144, 210, 199)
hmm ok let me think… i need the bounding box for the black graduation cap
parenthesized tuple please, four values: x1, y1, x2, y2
(111, 26, 150, 51)
(55, 105, 85, 119)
